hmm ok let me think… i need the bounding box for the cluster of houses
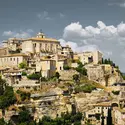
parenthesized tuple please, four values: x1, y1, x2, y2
(0, 31, 125, 124)
(0, 31, 104, 84)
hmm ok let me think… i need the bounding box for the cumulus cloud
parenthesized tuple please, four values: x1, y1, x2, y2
(60, 21, 125, 71)
(59, 39, 99, 53)
(2, 29, 33, 38)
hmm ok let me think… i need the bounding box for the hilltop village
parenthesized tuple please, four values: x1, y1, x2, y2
(0, 32, 125, 125)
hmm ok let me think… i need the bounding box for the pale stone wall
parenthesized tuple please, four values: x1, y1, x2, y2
(36, 60, 56, 78)
(56, 61, 64, 72)
(0, 47, 9, 56)
(78, 52, 93, 65)
(59, 69, 79, 80)
(0, 55, 29, 68)
(114, 108, 125, 125)
(71, 63, 78, 68)
(22, 40, 60, 54)
(85, 64, 104, 81)
(22, 40, 34, 53)
(85, 106, 110, 125)
(92, 51, 102, 64)
(77, 51, 102, 65)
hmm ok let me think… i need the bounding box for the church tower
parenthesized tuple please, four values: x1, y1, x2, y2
(36, 30, 45, 38)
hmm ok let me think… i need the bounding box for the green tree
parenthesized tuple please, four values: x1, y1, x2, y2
(63, 65, 71, 70)
(75, 61, 87, 76)
(19, 61, 27, 69)
(18, 110, 31, 123)
(0, 118, 6, 125)
(27, 73, 41, 80)
(0, 86, 16, 116)
(0, 78, 6, 96)
(55, 72, 60, 83)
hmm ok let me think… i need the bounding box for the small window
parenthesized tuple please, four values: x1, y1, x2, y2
(34, 43, 36, 47)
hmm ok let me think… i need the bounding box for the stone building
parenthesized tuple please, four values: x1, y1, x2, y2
(85, 64, 105, 82)
(113, 107, 125, 125)
(85, 102, 111, 125)
(3, 69, 22, 85)
(61, 45, 73, 59)
(22, 32, 61, 55)
(3, 38, 23, 52)
(0, 47, 9, 56)
(77, 51, 102, 65)
(0, 53, 29, 68)
(36, 59, 56, 78)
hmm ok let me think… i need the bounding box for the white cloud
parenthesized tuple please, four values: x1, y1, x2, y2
(108, 1, 125, 8)
(37, 11, 52, 20)
(119, 2, 125, 7)
(59, 13, 65, 18)
(2, 29, 33, 38)
(61, 21, 125, 71)
(59, 39, 99, 53)
(117, 22, 125, 37)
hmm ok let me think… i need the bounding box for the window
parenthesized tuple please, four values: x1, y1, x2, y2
(10, 58, 12, 61)
(60, 67, 62, 70)
(34, 43, 36, 47)
(13, 58, 15, 61)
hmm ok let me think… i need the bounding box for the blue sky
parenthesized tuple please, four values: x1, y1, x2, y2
(1, 0, 125, 71)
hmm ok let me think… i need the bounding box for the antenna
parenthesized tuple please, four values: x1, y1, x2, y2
(40, 29, 43, 33)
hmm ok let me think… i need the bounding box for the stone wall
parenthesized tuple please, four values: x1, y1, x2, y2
(59, 69, 79, 81)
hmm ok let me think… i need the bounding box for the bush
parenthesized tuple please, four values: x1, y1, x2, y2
(19, 62, 27, 69)
(73, 74, 80, 83)
(22, 72, 27, 76)
(112, 91, 120, 95)
(27, 73, 41, 80)
(16, 90, 31, 101)
(55, 72, 60, 79)
(75, 61, 87, 76)
(75, 84, 96, 93)
(40, 77, 47, 82)
(63, 65, 71, 70)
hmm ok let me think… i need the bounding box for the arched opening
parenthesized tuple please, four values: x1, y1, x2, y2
(111, 103, 118, 107)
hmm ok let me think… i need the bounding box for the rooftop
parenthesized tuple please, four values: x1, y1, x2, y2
(0, 53, 29, 57)
(24, 37, 59, 42)
(90, 102, 111, 107)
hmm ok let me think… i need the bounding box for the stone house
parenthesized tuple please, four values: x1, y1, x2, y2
(85, 102, 111, 125)
(77, 51, 102, 65)
(113, 107, 125, 125)
(22, 32, 61, 55)
(36, 59, 56, 78)
(0, 53, 30, 68)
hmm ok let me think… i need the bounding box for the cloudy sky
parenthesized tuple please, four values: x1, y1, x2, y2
(1, 0, 125, 71)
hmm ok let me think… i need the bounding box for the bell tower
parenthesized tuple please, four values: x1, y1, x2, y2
(36, 29, 45, 38)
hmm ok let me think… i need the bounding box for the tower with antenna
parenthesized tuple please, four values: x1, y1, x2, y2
(36, 29, 45, 38)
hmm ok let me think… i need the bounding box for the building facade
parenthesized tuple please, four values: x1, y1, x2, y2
(22, 32, 61, 55)
(36, 59, 56, 78)
(77, 51, 102, 65)
(0, 54, 29, 68)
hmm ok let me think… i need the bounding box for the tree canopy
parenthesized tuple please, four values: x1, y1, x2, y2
(19, 61, 27, 69)
(75, 61, 87, 76)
